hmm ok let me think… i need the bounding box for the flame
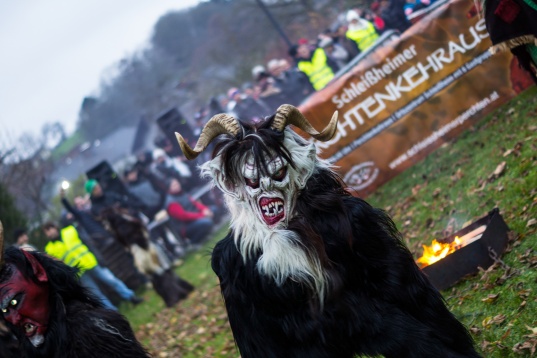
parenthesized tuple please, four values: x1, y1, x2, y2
(416, 236, 462, 267)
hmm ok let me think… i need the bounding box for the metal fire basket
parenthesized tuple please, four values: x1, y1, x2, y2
(421, 208, 509, 291)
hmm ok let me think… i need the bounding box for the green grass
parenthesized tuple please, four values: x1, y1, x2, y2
(124, 86, 537, 357)
(368, 86, 537, 357)
(124, 224, 239, 357)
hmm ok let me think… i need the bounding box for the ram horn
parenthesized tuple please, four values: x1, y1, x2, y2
(175, 113, 241, 160)
(272, 104, 338, 142)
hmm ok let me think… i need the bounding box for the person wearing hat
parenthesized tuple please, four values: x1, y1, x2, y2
(150, 148, 199, 193)
(226, 87, 241, 112)
(123, 165, 166, 221)
(345, 9, 379, 53)
(85, 178, 144, 219)
(164, 178, 215, 249)
(267, 57, 314, 105)
(42, 221, 144, 311)
(59, 186, 114, 258)
(318, 34, 350, 70)
(288, 41, 337, 91)
(12, 228, 36, 251)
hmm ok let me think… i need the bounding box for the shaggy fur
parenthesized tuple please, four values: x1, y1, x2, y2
(204, 115, 480, 357)
(0, 247, 149, 358)
(0, 319, 19, 358)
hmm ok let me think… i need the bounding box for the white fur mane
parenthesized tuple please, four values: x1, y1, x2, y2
(226, 195, 328, 305)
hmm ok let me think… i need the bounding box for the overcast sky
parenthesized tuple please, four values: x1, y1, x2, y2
(0, 0, 199, 142)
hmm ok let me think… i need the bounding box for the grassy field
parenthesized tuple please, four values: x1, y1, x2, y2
(124, 86, 537, 357)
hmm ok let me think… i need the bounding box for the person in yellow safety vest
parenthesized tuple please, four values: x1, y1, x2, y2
(43, 221, 143, 311)
(345, 9, 379, 53)
(289, 43, 337, 91)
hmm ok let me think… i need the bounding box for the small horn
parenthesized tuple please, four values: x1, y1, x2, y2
(0, 220, 4, 267)
(176, 113, 241, 160)
(272, 104, 338, 142)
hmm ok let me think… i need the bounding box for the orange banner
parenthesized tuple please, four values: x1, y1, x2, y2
(299, 0, 534, 197)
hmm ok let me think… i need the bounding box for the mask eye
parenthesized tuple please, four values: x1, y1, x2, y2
(272, 167, 287, 181)
(245, 177, 259, 188)
(1, 298, 18, 313)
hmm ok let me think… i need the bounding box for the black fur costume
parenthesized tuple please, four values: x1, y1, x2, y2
(0, 319, 19, 358)
(483, 0, 537, 81)
(176, 105, 481, 358)
(0, 247, 149, 358)
(213, 170, 479, 357)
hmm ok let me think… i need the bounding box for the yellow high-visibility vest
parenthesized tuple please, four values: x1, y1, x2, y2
(45, 225, 98, 273)
(297, 48, 334, 91)
(346, 22, 379, 52)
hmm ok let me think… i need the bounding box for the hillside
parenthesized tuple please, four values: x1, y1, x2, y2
(124, 86, 536, 357)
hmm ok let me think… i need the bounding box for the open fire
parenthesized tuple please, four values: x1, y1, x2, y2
(415, 209, 509, 291)
(416, 226, 486, 268)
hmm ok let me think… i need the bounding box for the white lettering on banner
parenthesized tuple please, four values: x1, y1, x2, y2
(388, 91, 500, 169)
(322, 50, 492, 162)
(331, 45, 418, 109)
(321, 19, 489, 153)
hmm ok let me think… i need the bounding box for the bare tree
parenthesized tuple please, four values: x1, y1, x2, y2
(0, 124, 60, 225)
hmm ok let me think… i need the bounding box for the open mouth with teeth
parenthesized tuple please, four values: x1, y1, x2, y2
(259, 197, 285, 226)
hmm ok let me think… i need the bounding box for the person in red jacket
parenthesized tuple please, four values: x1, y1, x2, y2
(165, 178, 214, 247)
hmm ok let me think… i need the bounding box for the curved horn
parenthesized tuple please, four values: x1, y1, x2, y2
(175, 113, 241, 160)
(0, 220, 4, 267)
(272, 104, 338, 142)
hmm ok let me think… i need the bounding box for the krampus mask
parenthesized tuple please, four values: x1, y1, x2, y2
(0, 221, 149, 358)
(176, 104, 480, 357)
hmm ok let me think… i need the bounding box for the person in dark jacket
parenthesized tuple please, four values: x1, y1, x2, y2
(60, 189, 111, 242)
(381, 0, 411, 33)
(123, 165, 166, 220)
(86, 179, 144, 219)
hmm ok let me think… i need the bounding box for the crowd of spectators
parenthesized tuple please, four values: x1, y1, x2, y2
(7, 0, 440, 312)
(10, 142, 225, 308)
(191, 3, 407, 123)
(192, 0, 439, 124)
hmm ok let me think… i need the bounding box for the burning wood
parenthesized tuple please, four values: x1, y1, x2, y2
(416, 225, 487, 268)
(418, 209, 509, 291)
